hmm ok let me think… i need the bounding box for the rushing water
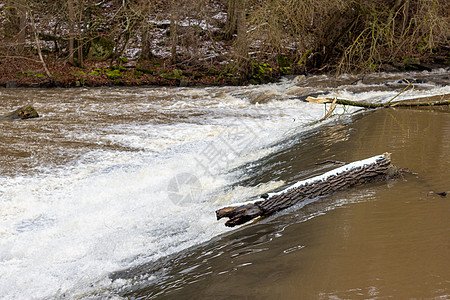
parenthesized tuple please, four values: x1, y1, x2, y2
(0, 70, 449, 299)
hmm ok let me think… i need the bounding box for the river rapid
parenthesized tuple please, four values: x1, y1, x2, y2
(0, 70, 449, 299)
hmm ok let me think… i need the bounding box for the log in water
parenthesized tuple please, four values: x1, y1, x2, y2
(217, 153, 398, 227)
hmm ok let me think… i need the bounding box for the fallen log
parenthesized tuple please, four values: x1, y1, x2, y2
(306, 94, 450, 108)
(0, 105, 39, 120)
(216, 153, 398, 227)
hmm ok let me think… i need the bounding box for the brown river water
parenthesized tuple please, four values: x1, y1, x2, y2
(116, 107, 450, 300)
(0, 71, 449, 299)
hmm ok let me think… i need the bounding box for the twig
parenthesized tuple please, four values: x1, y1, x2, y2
(0, 55, 42, 63)
(320, 97, 337, 121)
(386, 79, 412, 105)
(315, 160, 346, 165)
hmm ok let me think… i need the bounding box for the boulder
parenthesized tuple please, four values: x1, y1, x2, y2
(6, 81, 18, 88)
(87, 37, 114, 61)
(0, 105, 39, 120)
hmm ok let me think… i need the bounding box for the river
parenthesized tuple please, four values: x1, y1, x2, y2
(0, 70, 449, 299)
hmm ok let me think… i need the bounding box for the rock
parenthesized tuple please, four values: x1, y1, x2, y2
(290, 75, 306, 86)
(249, 92, 273, 104)
(179, 79, 189, 87)
(6, 81, 18, 88)
(380, 64, 399, 72)
(409, 63, 433, 72)
(391, 61, 406, 71)
(87, 36, 114, 61)
(0, 105, 39, 120)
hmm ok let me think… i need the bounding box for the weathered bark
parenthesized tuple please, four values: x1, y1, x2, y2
(217, 153, 398, 227)
(0, 105, 39, 120)
(141, 27, 154, 60)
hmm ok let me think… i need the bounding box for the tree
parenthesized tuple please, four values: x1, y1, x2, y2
(67, 0, 75, 64)
(4, 0, 27, 54)
(28, 4, 52, 78)
(169, 0, 179, 64)
(224, 0, 237, 40)
(234, 0, 249, 81)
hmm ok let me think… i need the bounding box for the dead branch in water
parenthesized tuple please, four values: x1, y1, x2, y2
(306, 94, 450, 109)
(217, 153, 398, 227)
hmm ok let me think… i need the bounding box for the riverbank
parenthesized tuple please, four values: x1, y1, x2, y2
(0, 56, 235, 88)
(2, 0, 448, 89)
(1, 50, 448, 88)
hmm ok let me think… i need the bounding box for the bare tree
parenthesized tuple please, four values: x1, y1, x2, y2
(67, 0, 75, 64)
(16, 0, 26, 53)
(4, 0, 27, 54)
(169, 0, 179, 64)
(234, 0, 249, 81)
(28, 5, 52, 78)
(224, 0, 237, 40)
(77, 0, 84, 67)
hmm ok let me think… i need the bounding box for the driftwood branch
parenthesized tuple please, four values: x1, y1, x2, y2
(306, 94, 450, 108)
(217, 153, 398, 227)
(315, 159, 346, 165)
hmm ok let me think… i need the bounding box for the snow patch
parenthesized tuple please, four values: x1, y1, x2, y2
(267, 154, 387, 197)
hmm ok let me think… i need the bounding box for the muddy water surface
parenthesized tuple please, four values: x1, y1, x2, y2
(0, 71, 449, 299)
(120, 108, 450, 299)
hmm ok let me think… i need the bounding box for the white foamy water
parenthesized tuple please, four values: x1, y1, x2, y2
(0, 69, 448, 299)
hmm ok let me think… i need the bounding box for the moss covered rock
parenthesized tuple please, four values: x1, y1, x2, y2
(87, 37, 114, 61)
(0, 105, 39, 120)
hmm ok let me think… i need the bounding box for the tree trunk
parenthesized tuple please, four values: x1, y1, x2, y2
(77, 0, 84, 67)
(234, 0, 249, 82)
(224, 0, 237, 40)
(170, 0, 178, 65)
(5, 0, 27, 54)
(217, 153, 398, 227)
(141, 26, 153, 60)
(17, 0, 26, 54)
(29, 10, 52, 78)
(68, 0, 75, 64)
